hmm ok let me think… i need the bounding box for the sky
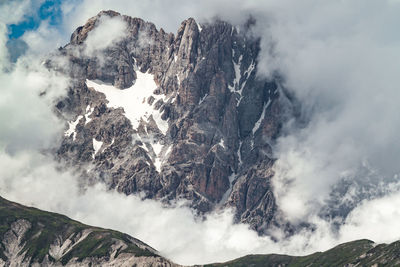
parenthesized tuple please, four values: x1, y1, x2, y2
(1, 0, 400, 265)
(4, 0, 62, 61)
(7, 0, 62, 39)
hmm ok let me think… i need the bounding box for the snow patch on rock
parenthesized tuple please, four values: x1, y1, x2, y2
(65, 115, 83, 141)
(84, 105, 94, 125)
(252, 99, 271, 136)
(196, 21, 202, 32)
(236, 60, 255, 107)
(93, 138, 103, 158)
(87, 69, 168, 134)
(218, 172, 236, 206)
(219, 138, 226, 149)
(228, 49, 242, 93)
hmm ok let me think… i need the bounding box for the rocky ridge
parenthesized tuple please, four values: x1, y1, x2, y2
(0, 196, 176, 267)
(52, 10, 293, 233)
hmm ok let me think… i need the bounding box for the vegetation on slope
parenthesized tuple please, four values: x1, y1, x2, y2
(207, 239, 400, 267)
(0, 196, 157, 264)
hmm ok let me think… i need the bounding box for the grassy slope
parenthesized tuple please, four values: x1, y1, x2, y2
(0, 196, 157, 264)
(207, 239, 400, 267)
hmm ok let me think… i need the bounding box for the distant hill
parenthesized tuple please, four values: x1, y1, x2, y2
(207, 239, 400, 267)
(0, 196, 177, 266)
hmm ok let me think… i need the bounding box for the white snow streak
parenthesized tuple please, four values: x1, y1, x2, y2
(218, 172, 236, 206)
(252, 99, 271, 136)
(152, 142, 172, 172)
(92, 138, 103, 158)
(228, 49, 242, 93)
(219, 138, 226, 149)
(199, 93, 208, 105)
(64, 115, 83, 141)
(84, 105, 94, 125)
(237, 141, 243, 166)
(236, 60, 255, 107)
(197, 22, 202, 32)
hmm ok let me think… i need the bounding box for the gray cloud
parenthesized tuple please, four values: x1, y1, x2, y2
(254, 0, 400, 223)
(83, 15, 128, 57)
(0, 61, 68, 153)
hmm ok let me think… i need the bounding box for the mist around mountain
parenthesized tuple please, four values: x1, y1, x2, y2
(1, 196, 400, 266)
(1, 0, 400, 266)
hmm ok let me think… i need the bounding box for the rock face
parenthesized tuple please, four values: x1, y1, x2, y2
(0, 196, 177, 267)
(53, 10, 292, 233)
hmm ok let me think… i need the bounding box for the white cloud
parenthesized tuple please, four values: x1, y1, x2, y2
(3, 152, 400, 265)
(21, 20, 66, 55)
(60, 0, 254, 34)
(0, 23, 8, 70)
(0, 0, 37, 25)
(0, 0, 36, 70)
(339, 191, 400, 243)
(0, 151, 338, 265)
(258, 0, 400, 224)
(0, 58, 68, 153)
(83, 15, 128, 57)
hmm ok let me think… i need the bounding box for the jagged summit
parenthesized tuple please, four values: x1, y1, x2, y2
(52, 10, 291, 234)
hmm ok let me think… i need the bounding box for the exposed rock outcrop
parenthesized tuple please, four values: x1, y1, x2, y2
(0, 196, 177, 267)
(52, 10, 293, 233)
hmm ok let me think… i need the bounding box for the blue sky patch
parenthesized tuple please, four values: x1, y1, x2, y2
(7, 0, 63, 39)
(6, 0, 65, 61)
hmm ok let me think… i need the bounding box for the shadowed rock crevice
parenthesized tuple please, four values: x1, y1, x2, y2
(52, 10, 294, 234)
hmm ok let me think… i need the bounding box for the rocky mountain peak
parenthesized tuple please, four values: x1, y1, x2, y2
(53, 10, 291, 234)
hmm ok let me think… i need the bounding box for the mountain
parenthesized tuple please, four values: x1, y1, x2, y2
(1, 196, 399, 267)
(50, 10, 295, 234)
(0, 196, 176, 266)
(208, 239, 400, 267)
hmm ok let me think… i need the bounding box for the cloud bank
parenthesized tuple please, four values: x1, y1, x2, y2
(1, 0, 400, 265)
(2, 151, 400, 265)
(254, 0, 400, 224)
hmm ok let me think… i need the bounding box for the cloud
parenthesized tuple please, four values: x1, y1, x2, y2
(0, 0, 31, 70)
(0, 59, 68, 154)
(0, 155, 277, 264)
(60, 0, 255, 34)
(255, 0, 400, 224)
(339, 191, 400, 243)
(0, 0, 50, 67)
(83, 15, 128, 57)
(0, 2, 69, 154)
(21, 20, 66, 56)
(2, 0, 400, 265)
(0, 0, 36, 25)
(0, 23, 8, 70)
(2, 151, 400, 265)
